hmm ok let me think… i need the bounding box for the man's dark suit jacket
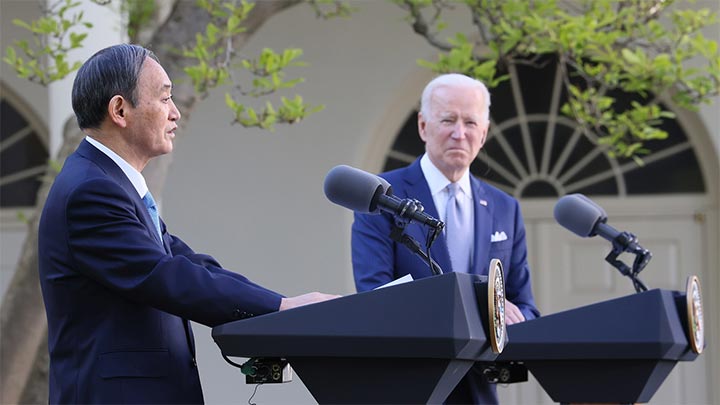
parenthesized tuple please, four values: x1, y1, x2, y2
(351, 158, 540, 404)
(38, 139, 283, 404)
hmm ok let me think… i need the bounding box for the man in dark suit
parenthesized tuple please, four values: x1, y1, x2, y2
(352, 73, 540, 404)
(38, 44, 337, 404)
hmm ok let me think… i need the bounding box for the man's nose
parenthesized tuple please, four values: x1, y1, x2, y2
(170, 100, 181, 121)
(451, 122, 466, 139)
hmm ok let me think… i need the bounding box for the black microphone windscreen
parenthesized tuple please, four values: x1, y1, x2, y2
(377, 176, 393, 196)
(323, 165, 384, 214)
(553, 194, 607, 237)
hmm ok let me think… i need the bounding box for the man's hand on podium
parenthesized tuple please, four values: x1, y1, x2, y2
(279, 292, 341, 311)
(505, 300, 526, 325)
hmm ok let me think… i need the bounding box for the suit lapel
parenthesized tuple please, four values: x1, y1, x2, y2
(76, 140, 167, 249)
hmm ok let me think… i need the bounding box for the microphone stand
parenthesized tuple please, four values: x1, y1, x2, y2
(604, 231, 651, 293)
(390, 218, 444, 276)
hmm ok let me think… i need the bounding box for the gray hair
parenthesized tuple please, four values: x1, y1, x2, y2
(71, 44, 158, 130)
(419, 73, 491, 122)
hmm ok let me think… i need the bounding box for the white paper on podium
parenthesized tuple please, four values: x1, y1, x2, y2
(374, 274, 414, 290)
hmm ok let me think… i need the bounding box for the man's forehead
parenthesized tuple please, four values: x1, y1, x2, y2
(436, 109, 483, 118)
(139, 58, 173, 91)
(434, 101, 484, 114)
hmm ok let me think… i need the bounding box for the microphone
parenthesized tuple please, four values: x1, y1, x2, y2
(323, 165, 444, 231)
(553, 193, 647, 255)
(554, 193, 652, 293)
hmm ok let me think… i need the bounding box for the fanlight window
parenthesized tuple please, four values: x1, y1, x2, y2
(384, 58, 705, 198)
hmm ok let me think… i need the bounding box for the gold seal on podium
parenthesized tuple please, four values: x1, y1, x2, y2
(685, 275, 704, 354)
(487, 259, 507, 354)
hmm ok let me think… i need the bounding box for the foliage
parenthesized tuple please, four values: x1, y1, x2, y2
(2, 0, 352, 131)
(395, 0, 720, 160)
(122, 0, 157, 42)
(183, 0, 325, 130)
(2, 0, 100, 85)
(6, 0, 719, 153)
(307, 0, 357, 19)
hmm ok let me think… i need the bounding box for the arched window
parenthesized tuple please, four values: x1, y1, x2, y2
(384, 58, 705, 198)
(0, 83, 49, 208)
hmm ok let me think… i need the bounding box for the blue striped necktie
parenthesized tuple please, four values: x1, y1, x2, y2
(142, 191, 162, 242)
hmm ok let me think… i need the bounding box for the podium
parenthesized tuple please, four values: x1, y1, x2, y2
(212, 272, 498, 404)
(496, 287, 703, 404)
(213, 272, 704, 404)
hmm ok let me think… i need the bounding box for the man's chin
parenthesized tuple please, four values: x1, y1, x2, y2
(444, 153, 470, 167)
(157, 144, 173, 156)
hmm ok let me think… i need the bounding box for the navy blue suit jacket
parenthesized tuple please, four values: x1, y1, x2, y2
(351, 158, 540, 404)
(38, 140, 283, 404)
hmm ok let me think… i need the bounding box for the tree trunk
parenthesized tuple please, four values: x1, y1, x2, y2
(0, 1, 302, 403)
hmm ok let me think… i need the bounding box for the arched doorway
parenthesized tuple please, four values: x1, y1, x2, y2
(377, 59, 716, 404)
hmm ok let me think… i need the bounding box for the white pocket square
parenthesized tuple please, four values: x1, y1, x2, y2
(491, 231, 508, 242)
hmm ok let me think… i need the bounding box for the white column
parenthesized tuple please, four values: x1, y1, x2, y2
(47, 0, 126, 158)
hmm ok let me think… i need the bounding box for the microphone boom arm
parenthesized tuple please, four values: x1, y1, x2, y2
(390, 220, 444, 276)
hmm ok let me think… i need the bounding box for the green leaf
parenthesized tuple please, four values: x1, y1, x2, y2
(5, 46, 17, 63)
(12, 19, 33, 31)
(225, 93, 237, 110)
(247, 107, 258, 122)
(206, 23, 220, 44)
(227, 15, 241, 32)
(69, 32, 87, 48)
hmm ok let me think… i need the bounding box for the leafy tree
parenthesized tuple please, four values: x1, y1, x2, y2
(0, 0, 352, 402)
(2, 0, 719, 402)
(394, 0, 719, 161)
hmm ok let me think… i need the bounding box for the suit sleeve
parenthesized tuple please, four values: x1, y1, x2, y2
(166, 231, 220, 267)
(351, 211, 398, 292)
(64, 177, 283, 327)
(505, 200, 541, 321)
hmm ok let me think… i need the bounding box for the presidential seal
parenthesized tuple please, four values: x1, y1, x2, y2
(685, 275, 704, 354)
(487, 259, 507, 353)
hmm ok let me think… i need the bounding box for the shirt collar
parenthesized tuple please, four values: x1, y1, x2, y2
(420, 153, 472, 198)
(85, 136, 148, 198)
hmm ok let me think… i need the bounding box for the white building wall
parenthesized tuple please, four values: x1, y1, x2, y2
(0, 1, 49, 122)
(164, 3, 443, 402)
(163, 2, 720, 403)
(1, 0, 718, 404)
(47, 1, 126, 158)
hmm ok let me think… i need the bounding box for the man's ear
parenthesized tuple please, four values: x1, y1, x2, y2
(479, 122, 490, 147)
(418, 112, 428, 142)
(107, 95, 129, 128)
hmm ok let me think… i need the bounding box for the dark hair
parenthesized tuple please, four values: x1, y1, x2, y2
(71, 44, 158, 130)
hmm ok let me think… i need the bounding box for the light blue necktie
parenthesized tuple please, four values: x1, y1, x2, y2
(446, 183, 471, 273)
(142, 191, 162, 242)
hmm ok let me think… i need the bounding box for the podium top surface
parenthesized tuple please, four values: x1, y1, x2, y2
(498, 288, 698, 361)
(213, 272, 498, 360)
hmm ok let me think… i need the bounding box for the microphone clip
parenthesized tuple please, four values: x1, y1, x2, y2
(396, 198, 423, 219)
(397, 198, 445, 231)
(389, 220, 444, 276)
(605, 231, 651, 293)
